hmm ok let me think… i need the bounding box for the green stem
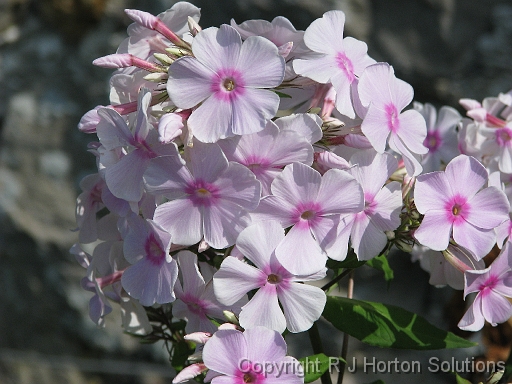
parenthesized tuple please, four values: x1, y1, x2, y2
(308, 323, 332, 384)
(321, 269, 353, 291)
(337, 271, 354, 384)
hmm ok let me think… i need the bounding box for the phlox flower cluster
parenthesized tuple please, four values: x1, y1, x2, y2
(73, 2, 512, 382)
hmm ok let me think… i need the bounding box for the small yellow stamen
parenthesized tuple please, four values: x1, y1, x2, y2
(196, 188, 210, 197)
(301, 210, 315, 220)
(223, 78, 235, 91)
(452, 205, 460, 215)
(267, 274, 279, 284)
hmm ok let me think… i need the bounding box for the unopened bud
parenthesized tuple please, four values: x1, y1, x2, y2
(223, 310, 240, 325)
(188, 16, 202, 36)
(395, 239, 413, 253)
(143, 72, 168, 82)
(153, 52, 174, 65)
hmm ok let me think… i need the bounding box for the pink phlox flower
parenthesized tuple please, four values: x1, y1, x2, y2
(274, 113, 323, 144)
(313, 150, 351, 175)
(293, 10, 375, 118)
(414, 155, 510, 259)
(202, 326, 303, 384)
(479, 122, 512, 173)
(412, 244, 485, 290)
(96, 88, 176, 203)
(459, 242, 512, 331)
(173, 251, 247, 334)
(413, 102, 461, 173)
(358, 63, 428, 176)
(460, 94, 509, 128)
(230, 16, 308, 60)
(336, 149, 402, 261)
(218, 116, 315, 196)
(118, 2, 200, 61)
(120, 213, 178, 306)
(78, 106, 104, 134)
(253, 161, 364, 275)
(145, 140, 261, 249)
(167, 24, 285, 143)
(109, 71, 160, 106)
(214, 221, 326, 333)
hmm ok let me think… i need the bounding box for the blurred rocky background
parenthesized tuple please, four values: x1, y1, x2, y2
(0, 0, 511, 383)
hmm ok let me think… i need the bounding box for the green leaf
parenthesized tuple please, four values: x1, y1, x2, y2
(323, 296, 476, 350)
(454, 372, 472, 384)
(298, 353, 338, 383)
(366, 254, 394, 282)
(171, 340, 194, 371)
(326, 252, 366, 270)
(274, 91, 292, 98)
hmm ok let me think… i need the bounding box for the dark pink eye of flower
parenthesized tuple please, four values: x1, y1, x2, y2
(335, 51, 355, 82)
(496, 127, 512, 147)
(185, 179, 220, 206)
(424, 131, 441, 151)
(479, 274, 499, 295)
(266, 274, 281, 284)
(145, 233, 165, 265)
(385, 103, 400, 133)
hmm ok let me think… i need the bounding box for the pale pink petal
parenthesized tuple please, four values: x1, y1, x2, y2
(275, 113, 323, 144)
(310, 215, 340, 251)
(188, 93, 233, 143)
(188, 141, 229, 182)
(349, 150, 397, 199)
(203, 201, 251, 249)
(453, 222, 495, 259)
(271, 162, 321, 205)
(202, 329, 247, 376)
(154, 199, 203, 246)
(252, 195, 296, 227)
(316, 168, 363, 214)
(214, 256, 265, 305)
(193, 25, 241, 73)
(167, 56, 215, 109)
(293, 55, 338, 84)
(230, 88, 280, 136)
(121, 258, 177, 306)
(396, 109, 428, 155)
(331, 72, 356, 118)
(236, 221, 284, 269)
(414, 211, 453, 251)
(144, 152, 194, 198)
(388, 134, 423, 177)
(482, 291, 512, 326)
(275, 224, 327, 275)
(369, 182, 402, 231)
(244, 327, 287, 363)
(325, 214, 354, 261)
(105, 149, 151, 202)
(278, 283, 326, 333)
(351, 213, 388, 260)
(465, 187, 509, 229)
(389, 76, 414, 111)
(414, 171, 451, 213)
(239, 284, 286, 333)
(464, 268, 490, 296)
(360, 105, 392, 153)
(96, 108, 134, 149)
(177, 251, 206, 299)
(215, 163, 261, 210)
(236, 35, 284, 87)
(444, 155, 487, 198)
(358, 63, 394, 108)
(458, 295, 485, 332)
(303, 10, 345, 54)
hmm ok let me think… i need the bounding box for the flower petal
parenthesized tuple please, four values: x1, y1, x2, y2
(239, 284, 286, 333)
(278, 283, 326, 333)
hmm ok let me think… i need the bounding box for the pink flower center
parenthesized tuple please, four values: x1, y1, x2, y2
(335, 52, 355, 82)
(424, 131, 441, 152)
(496, 127, 512, 147)
(186, 179, 219, 207)
(445, 194, 469, 225)
(237, 362, 266, 384)
(144, 233, 166, 266)
(385, 104, 400, 133)
(243, 156, 272, 176)
(182, 294, 208, 316)
(211, 68, 246, 102)
(293, 202, 323, 230)
(479, 274, 499, 297)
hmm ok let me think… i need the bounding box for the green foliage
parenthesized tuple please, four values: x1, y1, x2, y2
(298, 353, 339, 383)
(323, 296, 476, 350)
(366, 254, 394, 282)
